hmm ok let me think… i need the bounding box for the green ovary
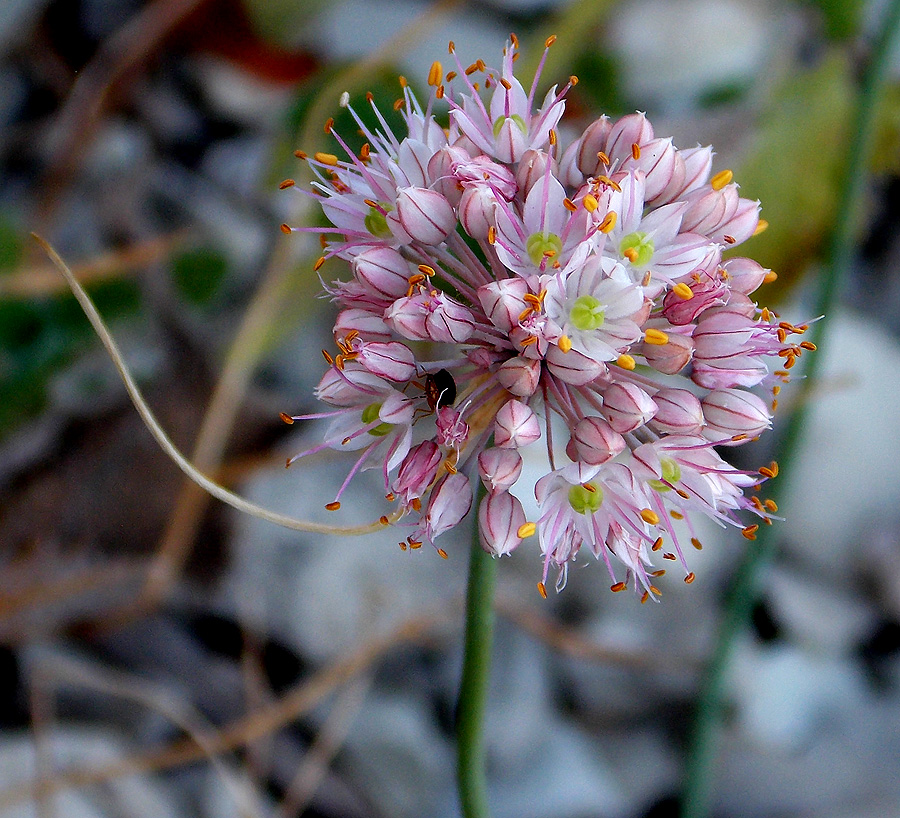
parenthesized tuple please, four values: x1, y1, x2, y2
(570, 295, 606, 331)
(619, 231, 655, 267)
(568, 482, 604, 515)
(649, 458, 681, 492)
(361, 403, 393, 436)
(364, 203, 393, 239)
(492, 114, 527, 138)
(526, 231, 563, 266)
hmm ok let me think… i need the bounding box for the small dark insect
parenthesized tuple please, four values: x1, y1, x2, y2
(424, 368, 457, 411)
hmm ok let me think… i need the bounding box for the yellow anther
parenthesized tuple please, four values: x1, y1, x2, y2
(623, 247, 639, 263)
(380, 515, 390, 525)
(583, 194, 599, 212)
(487, 226, 496, 245)
(557, 335, 572, 353)
(418, 264, 436, 277)
(279, 179, 296, 190)
(517, 522, 536, 538)
(598, 211, 617, 233)
(398, 76, 408, 88)
(644, 328, 669, 345)
(684, 572, 696, 584)
(428, 61, 443, 87)
(279, 223, 292, 234)
(324, 117, 334, 133)
(631, 142, 641, 160)
(710, 169, 733, 190)
(741, 524, 759, 541)
(652, 537, 663, 552)
(437, 548, 449, 559)
(545, 34, 557, 48)
(597, 175, 622, 192)
(672, 282, 693, 300)
(537, 581, 548, 599)
(596, 151, 610, 166)
(753, 218, 769, 236)
(691, 537, 703, 550)
(293, 150, 307, 159)
(616, 353, 636, 370)
(610, 581, 627, 592)
(314, 256, 325, 271)
(563, 197, 577, 212)
(549, 129, 557, 145)
(640, 508, 660, 525)
(280, 412, 294, 425)
(448, 40, 455, 53)
(325, 501, 341, 511)
(314, 152, 339, 166)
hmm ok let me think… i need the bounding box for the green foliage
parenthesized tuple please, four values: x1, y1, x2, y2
(806, 0, 864, 39)
(735, 51, 854, 300)
(170, 247, 228, 305)
(570, 50, 624, 116)
(0, 216, 22, 274)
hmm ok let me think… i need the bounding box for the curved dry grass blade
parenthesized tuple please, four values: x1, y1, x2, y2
(32, 234, 400, 537)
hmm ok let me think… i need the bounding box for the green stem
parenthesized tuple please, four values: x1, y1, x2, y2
(456, 485, 497, 818)
(680, 5, 900, 817)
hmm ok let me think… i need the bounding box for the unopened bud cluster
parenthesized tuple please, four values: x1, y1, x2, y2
(282, 36, 811, 600)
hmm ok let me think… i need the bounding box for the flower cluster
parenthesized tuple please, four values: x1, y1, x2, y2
(281, 36, 812, 601)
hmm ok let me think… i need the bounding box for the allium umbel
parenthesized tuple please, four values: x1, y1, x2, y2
(280, 36, 813, 601)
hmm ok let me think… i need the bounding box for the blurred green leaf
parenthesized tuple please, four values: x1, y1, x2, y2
(0, 216, 22, 274)
(806, 0, 864, 40)
(735, 50, 855, 301)
(171, 247, 228, 305)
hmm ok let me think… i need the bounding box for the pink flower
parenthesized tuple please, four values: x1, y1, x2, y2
(281, 37, 809, 598)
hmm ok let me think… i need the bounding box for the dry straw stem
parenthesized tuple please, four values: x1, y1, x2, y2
(0, 611, 448, 810)
(33, 233, 398, 537)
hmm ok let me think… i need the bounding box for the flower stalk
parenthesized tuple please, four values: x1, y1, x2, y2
(680, 3, 900, 816)
(457, 482, 498, 818)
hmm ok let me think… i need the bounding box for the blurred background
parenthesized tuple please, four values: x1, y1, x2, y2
(2, 0, 900, 816)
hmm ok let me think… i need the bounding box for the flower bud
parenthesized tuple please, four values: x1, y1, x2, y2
(385, 292, 475, 344)
(494, 399, 541, 448)
(640, 330, 694, 375)
(557, 139, 584, 188)
(659, 145, 713, 202)
(681, 184, 738, 237)
(478, 448, 523, 492)
(388, 187, 456, 245)
(459, 185, 497, 240)
(577, 116, 612, 176)
(545, 345, 606, 386)
(478, 490, 526, 556)
(601, 382, 657, 433)
(497, 355, 542, 397)
(566, 416, 626, 464)
(515, 149, 556, 196)
(352, 247, 413, 300)
(427, 146, 469, 204)
(356, 341, 417, 382)
(662, 274, 726, 325)
(423, 472, 472, 539)
(648, 388, 704, 435)
(478, 278, 528, 334)
(635, 137, 677, 202)
(334, 308, 392, 342)
(701, 388, 771, 442)
(455, 154, 517, 199)
(605, 113, 654, 165)
(393, 441, 442, 505)
(712, 196, 759, 246)
(436, 407, 469, 449)
(722, 257, 768, 295)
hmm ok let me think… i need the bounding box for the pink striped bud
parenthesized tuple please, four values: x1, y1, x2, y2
(455, 155, 517, 199)
(681, 184, 739, 237)
(722, 257, 768, 295)
(605, 113, 654, 165)
(436, 407, 469, 449)
(422, 472, 472, 539)
(352, 247, 413, 300)
(334, 308, 392, 342)
(577, 116, 612, 175)
(392, 441, 442, 506)
(356, 341, 417, 382)
(557, 139, 584, 188)
(494, 399, 541, 448)
(478, 278, 528, 334)
(427, 146, 469, 204)
(515, 149, 557, 196)
(648, 388, 705, 435)
(478, 448, 523, 492)
(387, 187, 456, 245)
(713, 196, 760, 246)
(459, 185, 497, 240)
(662, 276, 727, 325)
(478, 490, 526, 557)
(497, 355, 541, 397)
(545, 345, 606, 386)
(565, 416, 626, 464)
(640, 329, 694, 375)
(385, 292, 475, 344)
(601, 382, 658, 433)
(701, 388, 771, 442)
(635, 137, 678, 202)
